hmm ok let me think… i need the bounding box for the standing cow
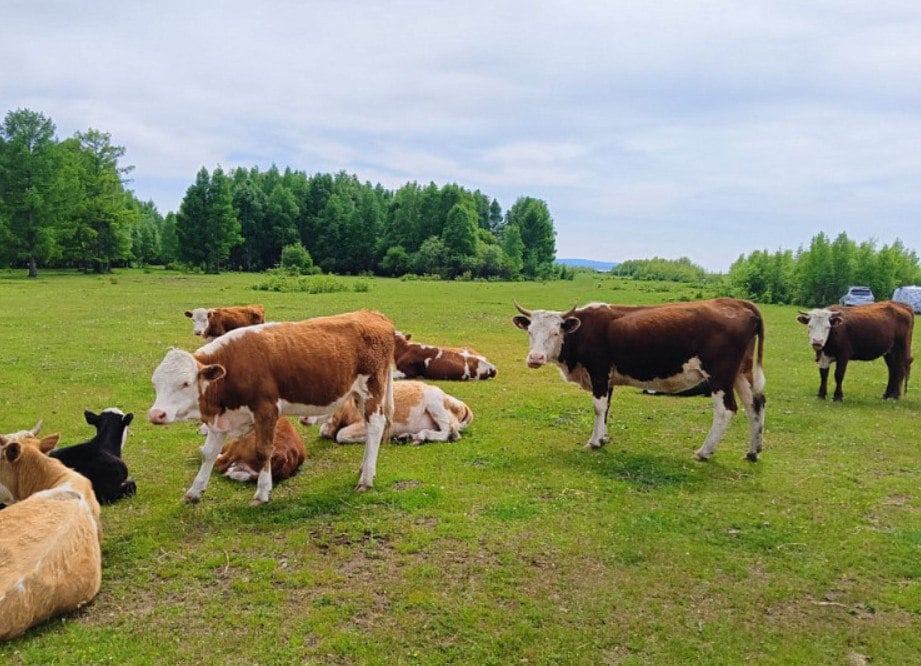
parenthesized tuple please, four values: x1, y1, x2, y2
(513, 299, 766, 461)
(796, 301, 914, 401)
(149, 311, 394, 505)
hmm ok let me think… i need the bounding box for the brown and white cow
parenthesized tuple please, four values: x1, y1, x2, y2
(796, 301, 914, 401)
(0, 435, 102, 640)
(215, 417, 306, 483)
(513, 299, 767, 461)
(394, 332, 497, 381)
(185, 304, 265, 341)
(315, 380, 473, 444)
(149, 310, 394, 505)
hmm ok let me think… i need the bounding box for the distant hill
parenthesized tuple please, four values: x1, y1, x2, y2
(556, 257, 619, 272)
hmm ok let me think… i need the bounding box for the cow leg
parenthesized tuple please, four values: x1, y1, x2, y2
(733, 373, 766, 462)
(883, 353, 902, 400)
(251, 411, 279, 506)
(817, 353, 832, 399)
(356, 371, 392, 491)
(185, 427, 226, 503)
(833, 359, 848, 402)
(694, 389, 737, 461)
(412, 397, 456, 443)
(335, 423, 367, 444)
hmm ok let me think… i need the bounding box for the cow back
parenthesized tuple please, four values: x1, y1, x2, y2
(826, 301, 914, 361)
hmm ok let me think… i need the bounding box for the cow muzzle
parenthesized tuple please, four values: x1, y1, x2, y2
(527, 354, 546, 368)
(811, 342, 824, 352)
(147, 408, 169, 425)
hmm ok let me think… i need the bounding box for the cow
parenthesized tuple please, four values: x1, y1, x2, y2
(796, 301, 914, 401)
(185, 304, 265, 341)
(512, 299, 767, 461)
(149, 310, 395, 505)
(314, 380, 473, 444)
(393, 332, 497, 381)
(214, 417, 306, 483)
(0, 435, 102, 640)
(49, 408, 136, 504)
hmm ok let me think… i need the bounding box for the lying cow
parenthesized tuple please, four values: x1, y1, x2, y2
(0, 435, 102, 640)
(513, 299, 767, 461)
(149, 310, 395, 505)
(215, 417, 306, 483)
(185, 304, 265, 341)
(314, 380, 473, 444)
(394, 332, 497, 381)
(796, 301, 914, 401)
(49, 408, 136, 504)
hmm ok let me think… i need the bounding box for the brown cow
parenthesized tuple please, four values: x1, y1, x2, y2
(149, 311, 394, 505)
(513, 299, 766, 461)
(215, 417, 306, 483)
(185, 304, 265, 341)
(0, 435, 102, 640)
(316, 380, 473, 444)
(394, 332, 497, 381)
(796, 301, 914, 401)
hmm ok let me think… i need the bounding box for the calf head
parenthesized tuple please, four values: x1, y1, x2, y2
(512, 302, 580, 368)
(796, 309, 843, 352)
(149, 348, 225, 426)
(0, 434, 61, 504)
(185, 308, 210, 336)
(1, 419, 43, 444)
(86, 408, 134, 455)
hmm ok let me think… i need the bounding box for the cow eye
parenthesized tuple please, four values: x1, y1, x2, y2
(181, 381, 190, 389)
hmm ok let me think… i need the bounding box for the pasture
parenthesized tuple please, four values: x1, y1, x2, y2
(1, 269, 920, 664)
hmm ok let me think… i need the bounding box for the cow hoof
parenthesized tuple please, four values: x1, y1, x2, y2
(250, 498, 267, 507)
(182, 493, 201, 504)
(833, 395, 843, 402)
(354, 482, 372, 492)
(744, 452, 759, 462)
(816, 394, 827, 400)
(693, 452, 710, 462)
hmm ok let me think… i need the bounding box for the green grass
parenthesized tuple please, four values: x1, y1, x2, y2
(1, 268, 920, 664)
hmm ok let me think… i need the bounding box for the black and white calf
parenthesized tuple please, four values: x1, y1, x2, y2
(50, 408, 136, 503)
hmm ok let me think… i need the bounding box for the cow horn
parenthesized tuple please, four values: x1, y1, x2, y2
(562, 303, 579, 319)
(30, 419, 42, 436)
(797, 310, 809, 316)
(514, 300, 531, 317)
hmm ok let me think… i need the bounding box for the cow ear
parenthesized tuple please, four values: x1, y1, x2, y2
(830, 313, 844, 326)
(796, 313, 810, 325)
(184, 310, 193, 318)
(39, 433, 60, 453)
(207, 310, 216, 320)
(200, 364, 226, 382)
(123, 412, 135, 426)
(3, 440, 22, 463)
(562, 317, 582, 334)
(512, 316, 531, 331)
(84, 410, 99, 426)
(404, 333, 412, 341)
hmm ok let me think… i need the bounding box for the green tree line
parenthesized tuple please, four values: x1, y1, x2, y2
(726, 232, 921, 306)
(0, 108, 560, 280)
(611, 256, 709, 283)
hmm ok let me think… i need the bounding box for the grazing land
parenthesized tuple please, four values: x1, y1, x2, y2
(1, 269, 920, 664)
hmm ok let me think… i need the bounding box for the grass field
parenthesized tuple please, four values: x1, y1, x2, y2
(1, 269, 920, 665)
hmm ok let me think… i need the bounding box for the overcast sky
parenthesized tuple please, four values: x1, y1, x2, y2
(3, 1, 920, 271)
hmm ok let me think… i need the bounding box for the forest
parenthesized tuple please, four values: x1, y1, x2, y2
(0, 108, 559, 280)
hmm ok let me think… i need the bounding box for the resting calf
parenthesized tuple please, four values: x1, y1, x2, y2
(0, 435, 102, 640)
(215, 418, 306, 483)
(394, 332, 497, 381)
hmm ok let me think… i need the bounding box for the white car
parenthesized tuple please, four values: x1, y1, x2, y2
(892, 285, 921, 313)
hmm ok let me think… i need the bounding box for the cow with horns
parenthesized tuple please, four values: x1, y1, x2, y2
(512, 299, 767, 461)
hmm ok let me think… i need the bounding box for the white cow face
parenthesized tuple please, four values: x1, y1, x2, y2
(513, 310, 581, 368)
(184, 308, 210, 336)
(149, 348, 221, 424)
(796, 308, 843, 351)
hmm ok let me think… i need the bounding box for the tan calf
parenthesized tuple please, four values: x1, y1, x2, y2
(0, 435, 102, 641)
(318, 380, 473, 444)
(215, 418, 306, 483)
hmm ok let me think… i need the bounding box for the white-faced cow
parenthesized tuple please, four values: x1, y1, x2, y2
(513, 299, 767, 461)
(149, 310, 394, 505)
(796, 301, 914, 401)
(394, 332, 497, 381)
(315, 380, 473, 444)
(185, 304, 265, 342)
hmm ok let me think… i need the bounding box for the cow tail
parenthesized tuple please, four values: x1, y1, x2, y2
(751, 303, 766, 394)
(906, 355, 913, 395)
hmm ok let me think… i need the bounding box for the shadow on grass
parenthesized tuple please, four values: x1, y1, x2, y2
(560, 446, 745, 492)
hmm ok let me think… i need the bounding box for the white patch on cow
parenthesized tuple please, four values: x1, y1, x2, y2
(694, 390, 735, 460)
(187, 308, 209, 336)
(224, 462, 257, 483)
(424, 356, 433, 368)
(474, 358, 496, 379)
(611, 357, 709, 393)
(560, 363, 593, 391)
(197, 321, 281, 354)
(392, 370, 407, 380)
(276, 374, 370, 419)
(253, 466, 272, 504)
(818, 352, 833, 369)
(800, 308, 837, 350)
(357, 411, 387, 490)
(102, 407, 125, 416)
(102, 407, 130, 452)
(521, 310, 571, 367)
(150, 348, 202, 423)
(207, 405, 256, 437)
(753, 364, 766, 394)
(186, 427, 226, 501)
(588, 395, 609, 448)
(583, 302, 611, 310)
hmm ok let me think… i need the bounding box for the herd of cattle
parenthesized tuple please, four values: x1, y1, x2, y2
(1, 296, 914, 639)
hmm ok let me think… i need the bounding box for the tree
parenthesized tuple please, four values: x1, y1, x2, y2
(442, 201, 479, 276)
(501, 223, 524, 277)
(0, 109, 63, 277)
(176, 166, 241, 273)
(506, 197, 556, 278)
(280, 242, 314, 274)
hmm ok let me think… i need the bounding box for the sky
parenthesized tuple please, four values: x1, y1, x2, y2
(3, 1, 921, 271)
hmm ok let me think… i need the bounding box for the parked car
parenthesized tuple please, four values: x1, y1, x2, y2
(892, 285, 921, 313)
(839, 286, 875, 307)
